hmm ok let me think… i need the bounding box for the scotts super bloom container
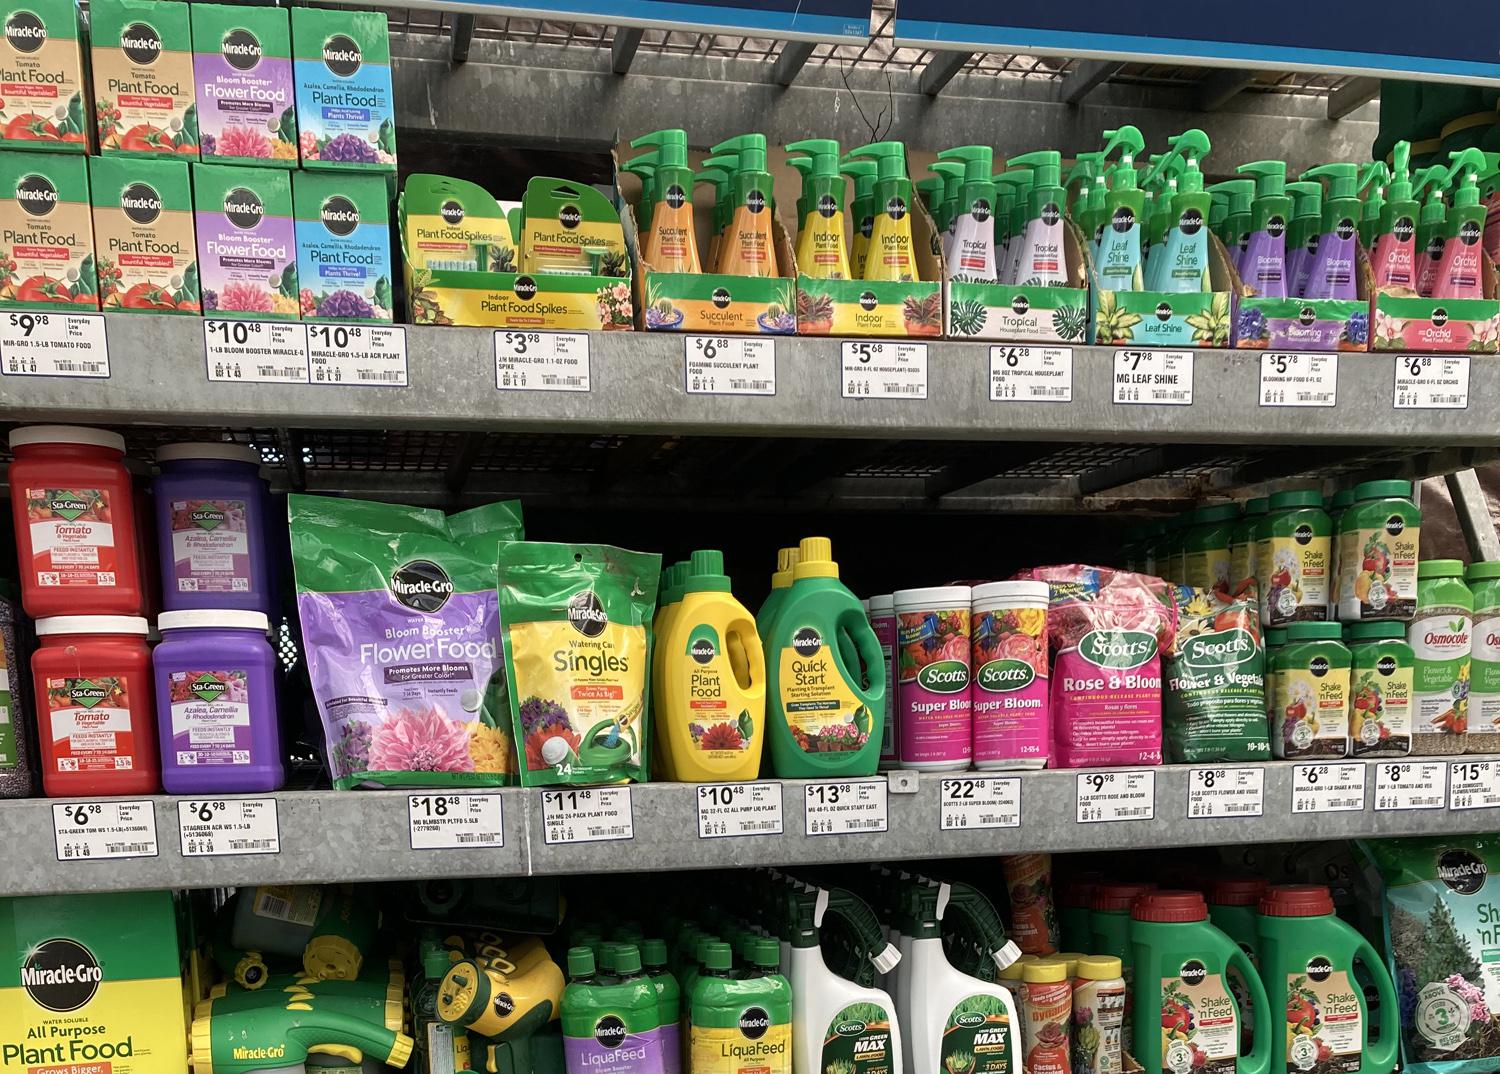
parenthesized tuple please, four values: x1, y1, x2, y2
(1257, 490, 1332, 627)
(31, 614, 158, 797)
(153, 609, 284, 794)
(1183, 503, 1240, 593)
(154, 442, 274, 614)
(970, 581, 1050, 769)
(1336, 480, 1421, 623)
(8, 426, 145, 618)
(869, 594, 898, 769)
(895, 586, 972, 770)
(1409, 559, 1472, 754)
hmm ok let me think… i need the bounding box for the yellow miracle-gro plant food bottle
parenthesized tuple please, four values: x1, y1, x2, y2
(659, 549, 767, 781)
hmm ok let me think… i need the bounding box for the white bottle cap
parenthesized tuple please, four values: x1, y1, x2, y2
(9, 425, 126, 453)
(36, 615, 150, 636)
(158, 610, 271, 633)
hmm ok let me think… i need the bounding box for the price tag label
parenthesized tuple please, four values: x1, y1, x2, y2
(541, 787, 633, 845)
(1, 311, 108, 378)
(989, 345, 1073, 402)
(1186, 768, 1265, 819)
(1259, 352, 1337, 407)
(494, 330, 591, 392)
(841, 340, 928, 399)
(804, 779, 888, 836)
(1076, 771, 1155, 823)
(1113, 349, 1193, 405)
(308, 323, 407, 386)
(407, 793, 504, 850)
(1450, 760, 1500, 811)
(1394, 354, 1469, 409)
(1375, 761, 1448, 811)
(53, 800, 158, 861)
(204, 318, 309, 383)
(939, 776, 1021, 830)
(1291, 763, 1366, 813)
(178, 798, 281, 857)
(684, 336, 775, 395)
(696, 782, 784, 839)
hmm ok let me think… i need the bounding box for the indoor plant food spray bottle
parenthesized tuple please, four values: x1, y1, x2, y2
(786, 139, 851, 279)
(845, 141, 919, 281)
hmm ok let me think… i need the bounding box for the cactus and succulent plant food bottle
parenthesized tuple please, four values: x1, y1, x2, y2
(1409, 560, 1472, 754)
(1346, 621, 1414, 757)
(1257, 492, 1332, 627)
(712, 134, 778, 278)
(191, 3, 296, 167)
(1022, 959, 1071, 1074)
(291, 7, 395, 172)
(1272, 623, 1350, 759)
(633, 129, 703, 275)
(1336, 481, 1420, 623)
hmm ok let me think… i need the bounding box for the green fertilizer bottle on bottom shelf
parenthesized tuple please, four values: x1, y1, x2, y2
(690, 940, 791, 1074)
(764, 537, 887, 777)
(1130, 891, 1271, 1074)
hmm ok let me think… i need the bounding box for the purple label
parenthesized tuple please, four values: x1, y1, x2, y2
(171, 498, 251, 594)
(197, 209, 297, 317)
(1259, 318, 1346, 350)
(564, 1025, 664, 1074)
(168, 668, 253, 766)
(971, 606, 1050, 766)
(896, 608, 972, 767)
(659, 1023, 680, 1074)
(195, 51, 296, 162)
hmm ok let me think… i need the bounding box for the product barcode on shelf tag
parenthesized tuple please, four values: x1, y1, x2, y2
(1076, 771, 1155, 823)
(541, 787, 633, 845)
(1449, 761, 1500, 811)
(1112, 350, 1193, 405)
(1186, 767, 1265, 818)
(1291, 763, 1366, 813)
(1375, 761, 1448, 811)
(804, 779, 889, 835)
(0, 311, 108, 378)
(989, 345, 1073, 402)
(53, 800, 158, 861)
(408, 793, 504, 850)
(494, 330, 591, 392)
(1394, 354, 1469, 409)
(840, 340, 928, 399)
(307, 323, 408, 387)
(940, 776, 1021, 830)
(696, 782, 784, 839)
(204, 318, 309, 383)
(1258, 352, 1337, 407)
(178, 798, 281, 857)
(684, 336, 776, 395)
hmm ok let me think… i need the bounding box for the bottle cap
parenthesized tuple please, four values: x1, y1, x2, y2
(771, 547, 800, 589)
(1286, 181, 1324, 220)
(1418, 559, 1467, 579)
(711, 134, 766, 173)
(1265, 626, 1288, 646)
(1467, 561, 1500, 582)
(1092, 882, 1156, 913)
(598, 943, 620, 973)
(1301, 163, 1360, 200)
(613, 944, 642, 975)
(1258, 884, 1334, 918)
(937, 145, 994, 182)
(686, 549, 732, 593)
(1074, 955, 1123, 981)
(1193, 503, 1241, 525)
(1353, 480, 1413, 502)
(1243, 497, 1270, 517)
(792, 536, 839, 580)
(641, 938, 668, 968)
(1207, 876, 1268, 906)
(753, 938, 779, 968)
(157, 609, 271, 634)
(1021, 958, 1069, 984)
(1238, 160, 1288, 196)
(156, 442, 261, 465)
(868, 593, 894, 614)
(786, 139, 843, 178)
(1007, 150, 1062, 189)
(1268, 489, 1324, 510)
(840, 160, 878, 199)
(703, 941, 733, 972)
(567, 947, 596, 977)
(1285, 622, 1343, 641)
(1132, 890, 1208, 923)
(9, 425, 126, 453)
(845, 141, 910, 182)
(1349, 620, 1406, 641)
(36, 615, 150, 636)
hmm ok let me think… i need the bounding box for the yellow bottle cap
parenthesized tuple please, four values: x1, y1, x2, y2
(1055, 952, 1085, 976)
(1075, 955, 1123, 980)
(998, 958, 1028, 981)
(771, 547, 800, 589)
(792, 536, 839, 580)
(1022, 958, 1070, 984)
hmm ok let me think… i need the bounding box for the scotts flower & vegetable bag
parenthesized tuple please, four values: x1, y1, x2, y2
(1363, 836, 1500, 1074)
(497, 542, 661, 787)
(1164, 581, 1270, 762)
(290, 494, 523, 789)
(1013, 565, 1176, 766)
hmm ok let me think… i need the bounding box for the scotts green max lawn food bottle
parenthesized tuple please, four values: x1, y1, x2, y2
(690, 940, 791, 1074)
(764, 537, 886, 777)
(1130, 891, 1271, 1074)
(1255, 885, 1397, 1074)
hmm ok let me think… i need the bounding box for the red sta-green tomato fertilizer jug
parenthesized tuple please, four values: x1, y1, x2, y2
(1254, 885, 1397, 1074)
(1131, 891, 1271, 1074)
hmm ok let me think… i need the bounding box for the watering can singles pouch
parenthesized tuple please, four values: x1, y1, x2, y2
(497, 542, 661, 787)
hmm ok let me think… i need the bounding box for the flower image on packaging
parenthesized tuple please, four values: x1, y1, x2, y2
(193, 162, 297, 318)
(289, 494, 523, 790)
(291, 7, 396, 172)
(293, 170, 393, 321)
(90, 0, 197, 157)
(191, 3, 297, 167)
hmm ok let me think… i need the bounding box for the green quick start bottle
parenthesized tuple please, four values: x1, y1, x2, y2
(1183, 503, 1241, 592)
(563, 945, 667, 1074)
(1410, 560, 1473, 754)
(1348, 621, 1415, 757)
(1469, 561, 1500, 748)
(1257, 491, 1332, 627)
(689, 940, 790, 1074)
(1230, 498, 1269, 590)
(1336, 480, 1421, 622)
(1272, 623, 1350, 759)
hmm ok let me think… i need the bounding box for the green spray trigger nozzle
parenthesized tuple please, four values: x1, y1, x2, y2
(1148, 129, 1211, 193)
(1101, 125, 1146, 167)
(937, 144, 994, 181)
(1358, 160, 1392, 197)
(1238, 160, 1288, 195)
(628, 129, 688, 168)
(1300, 163, 1359, 199)
(785, 139, 842, 176)
(710, 134, 766, 172)
(845, 141, 909, 181)
(840, 159, 878, 198)
(1286, 181, 1323, 219)
(1208, 179, 1256, 215)
(1006, 150, 1061, 187)
(1448, 147, 1490, 207)
(994, 170, 1033, 190)
(1066, 151, 1106, 189)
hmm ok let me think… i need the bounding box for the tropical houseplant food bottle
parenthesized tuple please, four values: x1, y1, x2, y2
(764, 538, 886, 777)
(691, 940, 790, 1074)
(1130, 891, 1271, 1074)
(1254, 885, 1397, 1074)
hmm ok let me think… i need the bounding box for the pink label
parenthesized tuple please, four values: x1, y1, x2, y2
(971, 604, 1050, 765)
(1052, 634, 1163, 767)
(872, 612, 898, 764)
(897, 607, 971, 766)
(1485, 195, 1500, 264)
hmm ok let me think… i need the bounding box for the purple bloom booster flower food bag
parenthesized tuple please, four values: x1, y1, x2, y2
(289, 493, 522, 789)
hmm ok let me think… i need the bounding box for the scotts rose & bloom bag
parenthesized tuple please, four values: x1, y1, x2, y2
(497, 542, 661, 787)
(1164, 581, 1271, 762)
(1014, 565, 1176, 767)
(290, 494, 523, 789)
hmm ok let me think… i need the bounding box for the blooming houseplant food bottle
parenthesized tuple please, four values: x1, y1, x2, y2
(1346, 621, 1414, 758)
(153, 609, 284, 793)
(1230, 499, 1269, 591)
(1208, 877, 1268, 1057)
(1130, 891, 1271, 1074)
(1257, 492, 1332, 627)
(1468, 561, 1500, 748)
(1336, 481, 1420, 623)
(1272, 623, 1350, 759)
(971, 581, 1050, 769)
(8, 426, 145, 618)
(153, 443, 274, 614)
(1255, 885, 1397, 1074)
(1409, 560, 1472, 754)
(894, 586, 972, 770)
(1184, 504, 1240, 592)
(31, 614, 157, 796)
(1072, 956, 1125, 1074)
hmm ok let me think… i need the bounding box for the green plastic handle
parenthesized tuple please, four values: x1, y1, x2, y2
(1355, 937, 1400, 1073)
(1228, 941, 1272, 1074)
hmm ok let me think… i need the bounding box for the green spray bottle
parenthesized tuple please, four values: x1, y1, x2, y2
(1149, 129, 1213, 294)
(1094, 126, 1146, 291)
(632, 130, 702, 274)
(937, 145, 998, 281)
(1208, 179, 1255, 279)
(1371, 145, 1419, 291)
(994, 169, 1033, 283)
(697, 157, 736, 273)
(1066, 151, 1106, 223)
(1141, 152, 1180, 289)
(916, 176, 944, 256)
(1357, 160, 1390, 250)
(561, 944, 667, 1074)
(711, 134, 778, 278)
(1298, 163, 1360, 300)
(690, 940, 791, 1074)
(1412, 163, 1451, 297)
(928, 159, 966, 265)
(190, 1002, 414, 1074)
(1006, 150, 1069, 286)
(1435, 147, 1491, 300)
(1237, 161, 1293, 297)
(786, 139, 851, 279)
(840, 159, 878, 279)
(1284, 181, 1324, 298)
(845, 141, 918, 281)
(622, 154, 659, 236)
(991, 173, 1017, 274)
(1208, 189, 1228, 246)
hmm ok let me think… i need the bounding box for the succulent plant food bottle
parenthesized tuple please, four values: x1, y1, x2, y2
(1272, 623, 1350, 760)
(1346, 621, 1414, 758)
(1336, 481, 1420, 623)
(1468, 561, 1500, 747)
(1409, 560, 1472, 754)
(1257, 491, 1332, 627)
(894, 586, 972, 769)
(970, 581, 1050, 769)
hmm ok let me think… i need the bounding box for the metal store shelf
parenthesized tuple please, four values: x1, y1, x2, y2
(0, 760, 1493, 896)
